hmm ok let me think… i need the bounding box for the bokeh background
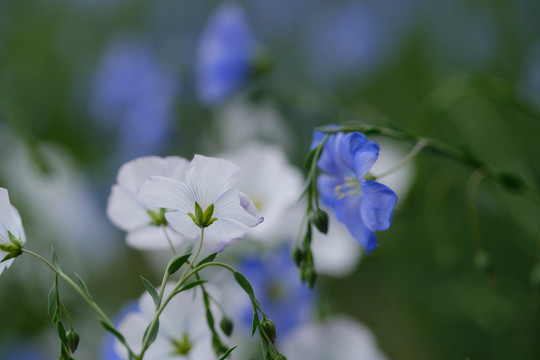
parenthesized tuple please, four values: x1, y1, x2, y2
(1, 0, 540, 359)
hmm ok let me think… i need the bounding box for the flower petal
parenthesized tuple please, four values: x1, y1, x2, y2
(317, 133, 351, 178)
(360, 180, 397, 232)
(204, 218, 249, 252)
(126, 226, 186, 250)
(317, 174, 343, 208)
(165, 212, 200, 239)
(215, 189, 263, 228)
(185, 155, 240, 209)
(137, 176, 193, 212)
(339, 132, 379, 179)
(0, 188, 25, 243)
(334, 195, 378, 252)
(117, 156, 167, 193)
(107, 185, 150, 231)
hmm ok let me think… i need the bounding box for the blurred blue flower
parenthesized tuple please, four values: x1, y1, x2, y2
(314, 131, 397, 253)
(0, 342, 47, 360)
(196, 2, 255, 106)
(237, 247, 313, 337)
(91, 36, 178, 161)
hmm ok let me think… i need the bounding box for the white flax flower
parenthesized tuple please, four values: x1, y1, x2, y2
(107, 156, 189, 250)
(0, 188, 26, 276)
(138, 155, 263, 252)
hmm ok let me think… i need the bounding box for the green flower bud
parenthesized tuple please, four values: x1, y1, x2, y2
(261, 318, 277, 343)
(300, 265, 317, 289)
(66, 329, 80, 353)
(292, 247, 305, 267)
(310, 209, 328, 234)
(220, 316, 234, 337)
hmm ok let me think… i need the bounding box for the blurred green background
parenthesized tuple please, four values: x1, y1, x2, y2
(1, 0, 540, 359)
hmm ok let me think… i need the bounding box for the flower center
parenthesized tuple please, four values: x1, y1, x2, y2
(334, 176, 361, 200)
(171, 333, 192, 355)
(266, 280, 286, 302)
(147, 208, 167, 226)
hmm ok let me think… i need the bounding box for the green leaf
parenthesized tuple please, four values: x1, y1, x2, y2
(74, 273, 94, 301)
(304, 148, 317, 172)
(197, 252, 218, 267)
(251, 311, 259, 337)
(202, 203, 215, 225)
(233, 271, 255, 298)
(143, 320, 160, 347)
(7, 231, 23, 248)
(1, 250, 21, 262)
(51, 246, 61, 271)
(167, 253, 192, 275)
(179, 279, 207, 292)
(140, 276, 160, 308)
(57, 320, 68, 344)
(206, 308, 215, 329)
(100, 321, 125, 343)
(194, 202, 204, 225)
(0, 243, 15, 252)
(217, 345, 238, 360)
(47, 282, 57, 314)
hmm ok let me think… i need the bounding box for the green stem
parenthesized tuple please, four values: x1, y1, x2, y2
(374, 139, 428, 180)
(137, 227, 206, 359)
(22, 249, 137, 359)
(162, 225, 177, 256)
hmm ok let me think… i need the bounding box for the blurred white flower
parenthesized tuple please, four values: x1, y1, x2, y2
(114, 283, 218, 359)
(107, 156, 189, 250)
(138, 155, 263, 252)
(281, 315, 388, 360)
(215, 96, 292, 154)
(221, 142, 304, 244)
(311, 210, 362, 277)
(0, 188, 26, 277)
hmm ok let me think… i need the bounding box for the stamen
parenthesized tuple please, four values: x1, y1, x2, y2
(334, 177, 361, 200)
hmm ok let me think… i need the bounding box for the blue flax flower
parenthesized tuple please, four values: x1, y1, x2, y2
(314, 131, 397, 253)
(196, 2, 255, 106)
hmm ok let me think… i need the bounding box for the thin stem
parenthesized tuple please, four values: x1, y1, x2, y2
(466, 169, 487, 251)
(22, 249, 137, 359)
(309, 136, 329, 210)
(162, 225, 176, 256)
(59, 302, 74, 330)
(137, 227, 206, 359)
(374, 139, 428, 180)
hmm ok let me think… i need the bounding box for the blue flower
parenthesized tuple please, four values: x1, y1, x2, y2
(90, 36, 178, 160)
(196, 3, 255, 106)
(237, 247, 313, 336)
(314, 131, 397, 253)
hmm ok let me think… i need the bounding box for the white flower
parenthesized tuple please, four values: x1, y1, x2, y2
(311, 209, 362, 277)
(114, 283, 218, 359)
(107, 156, 189, 250)
(221, 142, 304, 244)
(0, 188, 26, 276)
(281, 315, 388, 360)
(138, 155, 263, 252)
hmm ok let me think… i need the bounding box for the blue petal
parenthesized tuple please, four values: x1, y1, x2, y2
(317, 174, 342, 208)
(317, 133, 352, 178)
(339, 132, 379, 179)
(310, 130, 326, 150)
(333, 194, 378, 251)
(360, 180, 398, 232)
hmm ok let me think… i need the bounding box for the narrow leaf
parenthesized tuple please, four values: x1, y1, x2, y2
(100, 321, 125, 343)
(233, 271, 255, 298)
(197, 252, 218, 267)
(217, 345, 238, 360)
(75, 273, 94, 301)
(57, 321, 68, 344)
(47, 282, 57, 314)
(179, 279, 207, 292)
(251, 311, 259, 337)
(167, 253, 192, 275)
(140, 276, 160, 308)
(51, 246, 61, 271)
(143, 320, 159, 347)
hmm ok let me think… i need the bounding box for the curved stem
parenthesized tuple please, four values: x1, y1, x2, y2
(162, 226, 176, 256)
(374, 139, 428, 180)
(22, 249, 137, 359)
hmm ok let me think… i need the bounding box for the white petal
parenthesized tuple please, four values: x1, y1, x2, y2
(137, 176, 193, 212)
(126, 225, 186, 250)
(163, 156, 190, 180)
(0, 258, 14, 276)
(186, 155, 240, 208)
(106, 185, 150, 231)
(203, 218, 249, 252)
(0, 188, 25, 244)
(117, 156, 168, 193)
(214, 189, 263, 228)
(165, 212, 200, 239)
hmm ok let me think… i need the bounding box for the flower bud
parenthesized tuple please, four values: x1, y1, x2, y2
(220, 316, 234, 337)
(66, 329, 80, 353)
(292, 247, 304, 267)
(300, 266, 317, 289)
(310, 209, 328, 234)
(261, 318, 276, 343)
